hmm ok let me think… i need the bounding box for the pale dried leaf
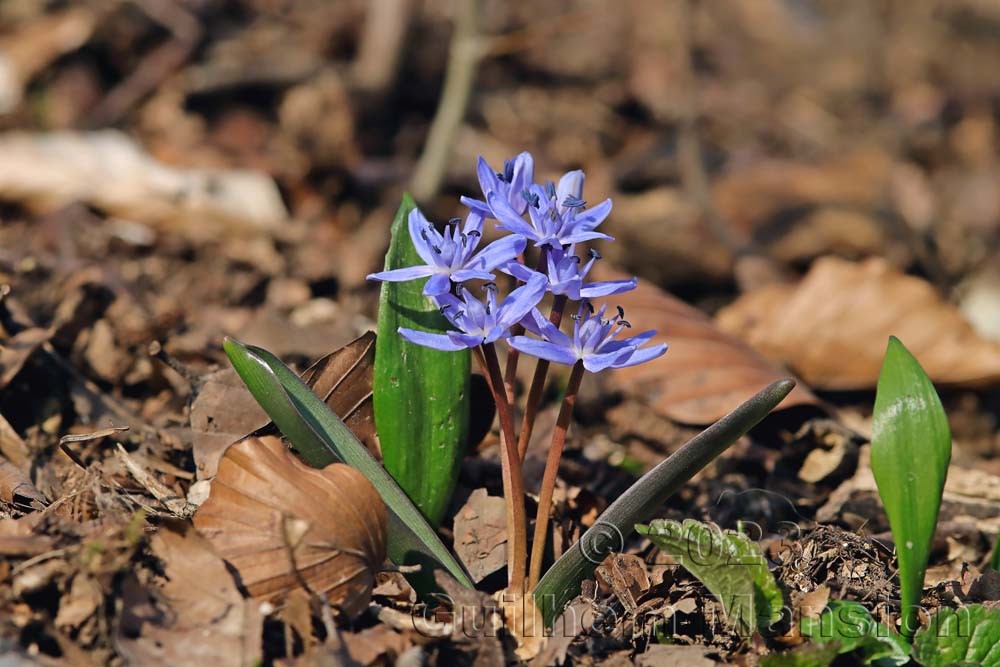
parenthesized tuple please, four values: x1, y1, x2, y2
(0, 131, 287, 240)
(193, 436, 387, 618)
(716, 256, 1000, 389)
(590, 264, 818, 424)
(453, 488, 506, 583)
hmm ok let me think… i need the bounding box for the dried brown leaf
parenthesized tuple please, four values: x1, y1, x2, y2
(590, 264, 818, 424)
(298, 330, 378, 458)
(453, 488, 507, 583)
(116, 521, 263, 667)
(0, 458, 46, 510)
(716, 256, 1000, 389)
(193, 435, 387, 618)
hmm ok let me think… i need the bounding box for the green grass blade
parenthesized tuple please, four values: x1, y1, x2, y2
(533, 379, 795, 626)
(374, 194, 470, 527)
(223, 337, 474, 594)
(870, 336, 950, 639)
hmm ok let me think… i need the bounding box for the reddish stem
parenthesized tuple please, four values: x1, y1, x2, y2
(527, 359, 585, 590)
(479, 342, 528, 590)
(516, 294, 568, 462)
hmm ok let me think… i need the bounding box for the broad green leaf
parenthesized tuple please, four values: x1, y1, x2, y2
(223, 337, 474, 594)
(637, 519, 783, 636)
(801, 601, 909, 666)
(870, 336, 951, 638)
(913, 604, 1000, 666)
(533, 379, 795, 626)
(374, 194, 470, 527)
(761, 643, 841, 667)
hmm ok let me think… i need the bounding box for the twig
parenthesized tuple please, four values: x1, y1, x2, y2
(410, 0, 484, 202)
(88, 0, 202, 127)
(350, 0, 414, 95)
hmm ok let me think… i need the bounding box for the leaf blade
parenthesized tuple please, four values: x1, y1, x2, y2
(532, 379, 795, 625)
(374, 194, 470, 526)
(870, 336, 951, 637)
(223, 337, 474, 594)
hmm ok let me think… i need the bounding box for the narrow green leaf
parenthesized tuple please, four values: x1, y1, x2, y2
(913, 604, 1000, 666)
(533, 379, 795, 626)
(800, 601, 909, 666)
(374, 194, 470, 527)
(223, 337, 474, 594)
(870, 336, 951, 638)
(636, 519, 783, 635)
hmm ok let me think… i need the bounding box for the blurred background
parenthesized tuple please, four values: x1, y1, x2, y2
(3, 0, 1000, 444)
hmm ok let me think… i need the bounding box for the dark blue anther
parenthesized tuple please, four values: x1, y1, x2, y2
(563, 195, 586, 209)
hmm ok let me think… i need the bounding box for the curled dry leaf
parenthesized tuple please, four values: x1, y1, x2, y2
(193, 435, 387, 618)
(716, 256, 1000, 389)
(589, 263, 818, 424)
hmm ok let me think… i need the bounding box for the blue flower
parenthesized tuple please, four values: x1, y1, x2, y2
(461, 152, 535, 219)
(488, 170, 613, 249)
(399, 273, 547, 351)
(508, 302, 667, 372)
(367, 208, 526, 297)
(506, 245, 636, 300)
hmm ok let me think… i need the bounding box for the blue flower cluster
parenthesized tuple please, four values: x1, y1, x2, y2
(367, 152, 666, 372)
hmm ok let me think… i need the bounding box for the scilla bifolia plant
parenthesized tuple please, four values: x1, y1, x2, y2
(368, 154, 663, 593)
(223, 151, 794, 627)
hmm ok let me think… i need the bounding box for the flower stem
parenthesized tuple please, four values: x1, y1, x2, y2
(516, 294, 568, 462)
(479, 342, 528, 591)
(527, 359, 585, 591)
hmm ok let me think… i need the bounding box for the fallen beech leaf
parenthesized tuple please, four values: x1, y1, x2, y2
(116, 521, 262, 667)
(299, 331, 378, 458)
(590, 264, 817, 424)
(193, 435, 387, 617)
(716, 256, 1000, 389)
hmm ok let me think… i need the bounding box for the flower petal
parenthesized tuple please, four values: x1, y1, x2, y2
(507, 336, 579, 366)
(608, 343, 668, 369)
(490, 192, 538, 239)
(367, 265, 436, 283)
(460, 196, 493, 219)
(451, 268, 495, 283)
(580, 277, 637, 298)
(422, 272, 452, 296)
(467, 234, 526, 272)
(556, 170, 585, 211)
(399, 328, 467, 351)
(496, 273, 547, 330)
(447, 331, 484, 349)
(509, 152, 535, 213)
(408, 208, 443, 267)
(503, 261, 540, 283)
(560, 229, 614, 245)
(574, 198, 612, 230)
(600, 330, 657, 354)
(582, 348, 635, 373)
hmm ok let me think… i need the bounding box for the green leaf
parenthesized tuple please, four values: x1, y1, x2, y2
(637, 519, 783, 636)
(801, 601, 909, 666)
(913, 604, 1000, 666)
(374, 194, 470, 527)
(761, 643, 841, 667)
(870, 336, 951, 638)
(223, 337, 474, 594)
(532, 379, 795, 626)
